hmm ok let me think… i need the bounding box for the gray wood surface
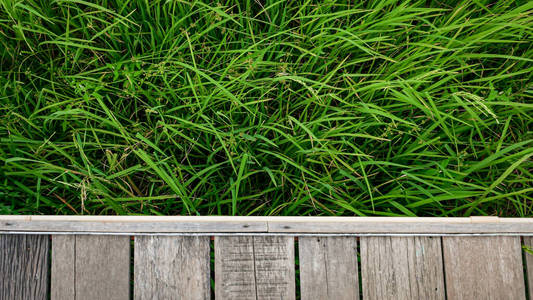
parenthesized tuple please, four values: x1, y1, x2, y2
(51, 235, 75, 299)
(443, 236, 525, 300)
(523, 237, 533, 300)
(215, 236, 255, 298)
(134, 236, 210, 300)
(254, 236, 295, 299)
(0, 234, 49, 300)
(215, 236, 295, 300)
(4, 216, 533, 234)
(268, 221, 533, 233)
(360, 236, 445, 300)
(299, 237, 359, 300)
(75, 235, 131, 300)
(0, 219, 266, 233)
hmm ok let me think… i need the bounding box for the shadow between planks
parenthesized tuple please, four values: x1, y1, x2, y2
(0, 234, 532, 299)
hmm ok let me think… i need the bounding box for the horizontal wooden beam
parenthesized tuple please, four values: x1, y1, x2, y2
(0, 216, 267, 233)
(267, 217, 533, 234)
(1, 216, 533, 234)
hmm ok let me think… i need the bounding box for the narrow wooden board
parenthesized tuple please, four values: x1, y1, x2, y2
(523, 237, 533, 300)
(3, 216, 533, 234)
(0, 217, 266, 233)
(75, 235, 131, 300)
(268, 219, 533, 233)
(299, 237, 359, 300)
(51, 235, 75, 299)
(442, 236, 525, 300)
(0, 234, 49, 300)
(134, 236, 210, 299)
(215, 236, 295, 299)
(360, 236, 445, 300)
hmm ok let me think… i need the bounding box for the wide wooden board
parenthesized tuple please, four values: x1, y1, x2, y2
(215, 236, 295, 299)
(134, 236, 210, 299)
(442, 236, 525, 300)
(360, 236, 445, 300)
(76, 235, 130, 300)
(0, 234, 49, 300)
(299, 236, 359, 300)
(51, 235, 131, 300)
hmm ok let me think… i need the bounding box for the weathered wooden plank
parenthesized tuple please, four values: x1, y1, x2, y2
(0, 234, 49, 300)
(134, 236, 210, 300)
(442, 236, 525, 300)
(215, 236, 295, 300)
(4, 216, 533, 234)
(215, 236, 255, 299)
(254, 236, 295, 299)
(51, 235, 75, 299)
(360, 236, 444, 300)
(523, 237, 533, 300)
(269, 218, 533, 233)
(299, 237, 359, 300)
(75, 235, 131, 300)
(0, 216, 266, 233)
(52, 235, 131, 299)
(11, 219, 532, 233)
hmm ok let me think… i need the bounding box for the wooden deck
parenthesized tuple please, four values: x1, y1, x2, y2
(1, 216, 533, 299)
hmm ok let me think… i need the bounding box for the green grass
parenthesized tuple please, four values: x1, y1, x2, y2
(0, 0, 532, 216)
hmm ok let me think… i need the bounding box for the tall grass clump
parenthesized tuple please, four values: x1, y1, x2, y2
(0, 0, 532, 216)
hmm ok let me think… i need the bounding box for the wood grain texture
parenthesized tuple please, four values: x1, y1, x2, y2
(134, 236, 210, 300)
(0, 216, 267, 233)
(360, 236, 445, 300)
(215, 236, 295, 300)
(215, 236, 255, 299)
(0, 234, 49, 300)
(268, 221, 533, 233)
(4, 216, 533, 234)
(75, 235, 131, 300)
(254, 236, 295, 299)
(299, 237, 359, 300)
(51, 235, 75, 299)
(523, 237, 533, 300)
(443, 236, 525, 300)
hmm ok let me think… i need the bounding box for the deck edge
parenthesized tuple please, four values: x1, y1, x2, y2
(0, 216, 532, 234)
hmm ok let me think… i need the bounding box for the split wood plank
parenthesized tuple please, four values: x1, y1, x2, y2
(134, 236, 210, 300)
(52, 235, 131, 300)
(442, 236, 525, 300)
(0, 234, 49, 300)
(215, 236, 295, 300)
(360, 236, 445, 300)
(523, 237, 533, 300)
(299, 236, 359, 300)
